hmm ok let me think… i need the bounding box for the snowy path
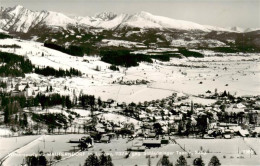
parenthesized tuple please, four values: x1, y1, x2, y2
(147, 83, 197, 97)
(0, 135, 43, 165)
(243, 138, 257, 155)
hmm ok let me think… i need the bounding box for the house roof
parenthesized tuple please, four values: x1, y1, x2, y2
(96, 128, 105, 133)
(236, 103, 246, 109)
(218, 123, 238, 127)
(253, 127, 260, 133)
(100, 136, 110, 141)
(239, 129, 249, 137)
(143, 139, 161, 144)
(130, 146, 146, 151)
(224, 134, 231, 139)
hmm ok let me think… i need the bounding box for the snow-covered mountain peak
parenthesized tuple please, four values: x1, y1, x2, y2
(6, 5, 28, 16)
(229, 26, 245, 32)
(0, 5, 77, 32)
(244, 28, 260, 33)
(10, 5, 25, 11)
(44, 11, 76, 26)
(120, 11, 212, 31)
(94, 12, 118, 21)
(137, 11, 153, 17)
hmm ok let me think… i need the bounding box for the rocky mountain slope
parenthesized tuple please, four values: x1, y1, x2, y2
(0, 5, 259, 54)
(0, 5, 235, 33)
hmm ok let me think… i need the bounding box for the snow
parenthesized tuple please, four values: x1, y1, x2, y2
(1, 134, 86, 166)
(101, 39, 143, 48)
(97, 14, 127, 29)
(0, 5, 243, 32)
(0, 28, 8, 34)
(98, 113, 140, 127)
(171, 39, 226, 47)
(244, 138, 260, 155)
(44, 11, 76, 26)
(226, 26, 260, 33)
(244, 28, 260, 32)
(0, 5, 74, 32)
(126, 11, 210, 31)
(0, 6, 260, 166)
(0, 38, 260, 104)
(2, 136, 260, 166)
(178, 96, 216, 105)
(47, 137, 185, 166)
(0, 128, 12, 136)
(0, 5, 47, 33)
(0, 135, 41, 160)
(175, 138, 260, 166)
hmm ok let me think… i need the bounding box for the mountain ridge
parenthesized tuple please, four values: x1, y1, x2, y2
(1, 5, 257, 33)
(1, 5, 259, 54)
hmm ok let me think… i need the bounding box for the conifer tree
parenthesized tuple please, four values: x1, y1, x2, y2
(208, 156, 221, 166)
(175, 155, 187, 166)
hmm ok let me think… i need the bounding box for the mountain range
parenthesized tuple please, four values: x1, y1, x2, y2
(0, 5, 258, 33)
(0, 5, 259, 54)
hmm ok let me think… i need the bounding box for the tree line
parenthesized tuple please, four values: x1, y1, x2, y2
(100, 49, 204, 67)
(0, 33, 12, 39)
(100, 50, 152, 67)
(158, 155, 221, 166)
(84, 153, 221, 166)
(0, 51, 33, 77)
(1, 91, 103, 134)
(44, 42, 84, 57)
(34, 66, 82, 77)
(24, 151, 113, 166)
(0, 51, 82, 77)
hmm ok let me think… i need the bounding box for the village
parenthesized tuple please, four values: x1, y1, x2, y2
(0, 72, 260, 165)
(1, 75, 260, 139)
(0, 36, 259, 165)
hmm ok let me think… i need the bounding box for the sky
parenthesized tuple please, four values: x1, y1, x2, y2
(0, 0, 259, 28)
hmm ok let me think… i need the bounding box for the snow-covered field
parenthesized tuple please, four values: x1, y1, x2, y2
(55, 138, 185, 166)
(0, 38, 259, 105)
(1, 134, 85, 166)
(43, 137, 260, 166)
(0, 135, 41, 160)
(0, 128, 12, 137)
(244, 138, 260, 155)
(1, 136, 260, 166)
(175, 138, 260, 166)
(98, 113, 140, 127)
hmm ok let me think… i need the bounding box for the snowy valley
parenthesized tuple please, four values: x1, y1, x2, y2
(0, 5, 260, 166)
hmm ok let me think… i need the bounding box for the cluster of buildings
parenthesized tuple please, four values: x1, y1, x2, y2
(66, 91, 260, 152)
(1, 76, 260, 151)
